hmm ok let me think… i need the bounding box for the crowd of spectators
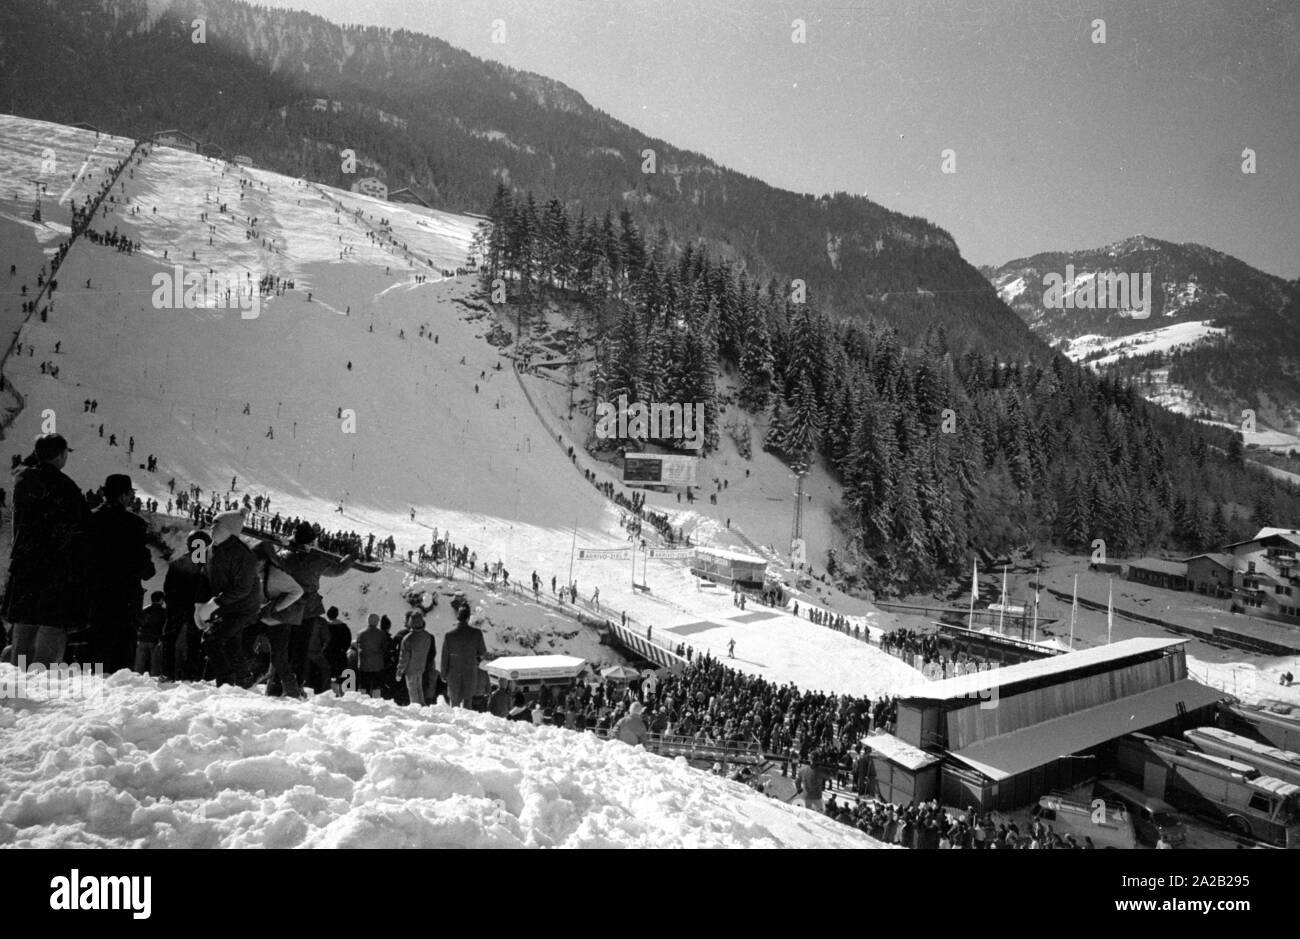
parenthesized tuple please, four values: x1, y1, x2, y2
(817, 795, 1099, 849)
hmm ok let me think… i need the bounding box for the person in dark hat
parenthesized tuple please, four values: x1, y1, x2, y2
(87, 473, 155, 672)
(277, 520, 358, 688)
(3, 433, 89, 666)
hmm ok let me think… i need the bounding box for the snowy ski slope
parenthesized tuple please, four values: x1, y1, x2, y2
(0, 114, 919, 698)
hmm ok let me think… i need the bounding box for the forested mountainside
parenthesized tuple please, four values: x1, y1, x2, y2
(483, 191, 1300, 594)
(1, 0, 1038, 357)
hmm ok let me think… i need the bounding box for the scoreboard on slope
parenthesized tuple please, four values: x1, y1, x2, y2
(622, 453, 698, 488)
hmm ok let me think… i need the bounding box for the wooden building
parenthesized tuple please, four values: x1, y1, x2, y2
(1184, 553, 1234, 598)
(890, 638, 1225, 812)
(862, 732, 941, 804)
(389, 187, 431, 208)
(151, 129, 200, 152)
(1125, 557, 1188, 591)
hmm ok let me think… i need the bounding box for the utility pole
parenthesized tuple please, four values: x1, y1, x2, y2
(790, 468, 806, 570)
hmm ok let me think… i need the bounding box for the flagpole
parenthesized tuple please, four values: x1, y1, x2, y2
(969, 558, 978, 629)
(1069, 573, 1077, 651)
(567, 523, 578, 588)
(1107, 577, 1114, 645)
(1032, 565, 1040, 643)
(998, 566, 1007, 635)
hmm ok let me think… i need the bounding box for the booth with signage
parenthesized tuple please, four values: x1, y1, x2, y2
(482, 655, 589, 701)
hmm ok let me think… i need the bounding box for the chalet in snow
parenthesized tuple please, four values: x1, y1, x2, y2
(151, 129, 200, 153)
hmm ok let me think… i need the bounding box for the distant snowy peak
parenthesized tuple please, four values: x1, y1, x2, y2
(986, 237, 1300, 430)
(987, 236, 1291, 345)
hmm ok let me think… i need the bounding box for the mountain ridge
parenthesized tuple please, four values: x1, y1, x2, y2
(0, 0, 1042, 359)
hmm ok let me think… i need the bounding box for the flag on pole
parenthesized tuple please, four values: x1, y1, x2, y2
(971, 558, 979, 607)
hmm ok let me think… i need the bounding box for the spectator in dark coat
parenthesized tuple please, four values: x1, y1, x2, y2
(324, 606, 352, 691)
(203, 511, 262, 686)
(3, 434, 90, 666)
(440, 605, 487, 708)
(487, 681, 512, 718)
(162, 530, 211, 680)
(135, 590, 166, 674)
(506, 692, 532, 722)
(356, 613, 388, 696)
(88, 474, 155, 672)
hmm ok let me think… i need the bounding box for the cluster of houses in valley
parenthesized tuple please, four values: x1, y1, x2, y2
(1126, 527, 1300, 625)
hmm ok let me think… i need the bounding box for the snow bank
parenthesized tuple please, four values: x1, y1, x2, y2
(0, 667, 884, 849)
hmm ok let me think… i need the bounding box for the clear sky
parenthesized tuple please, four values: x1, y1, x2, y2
(258, 0, 1300, 279)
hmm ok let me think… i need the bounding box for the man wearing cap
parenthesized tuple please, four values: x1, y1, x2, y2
(203, 510, 262, 686)
(277, 521, 356, 687)
(439, 604, 487, 708)
(3, 433, 89, 666)
(87, 473, 155, 672)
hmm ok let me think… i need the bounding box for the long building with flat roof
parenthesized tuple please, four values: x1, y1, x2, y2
(867, 637, 1227, 811)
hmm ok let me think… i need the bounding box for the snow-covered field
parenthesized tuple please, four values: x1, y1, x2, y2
(0, 666, 884, 849)
(1066, 320, 1225, 368)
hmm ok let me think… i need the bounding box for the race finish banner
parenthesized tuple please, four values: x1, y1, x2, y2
(646, 548, 694, 560)
(577, 548, 633, 561)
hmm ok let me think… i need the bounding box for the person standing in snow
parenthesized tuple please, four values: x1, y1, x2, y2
(794, 753, 829, 813)
(304, 606, 334, 693)
(487, 680, 512, 718)
(252, 540, 305, 698)
(278, 522, 357, 688)
(135, 591, 166, 675)
(396, 611, 433, 706)
(203, 511, 262, 687)
(3, 434, 90, 667)
(356, 613, 388, 696)
(87, 474, 155, 673)
(613, 701, 649, 746)
(163, 529, 211, 680)
(440, 604, 487, 708)
(324, 606, 352, 694)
